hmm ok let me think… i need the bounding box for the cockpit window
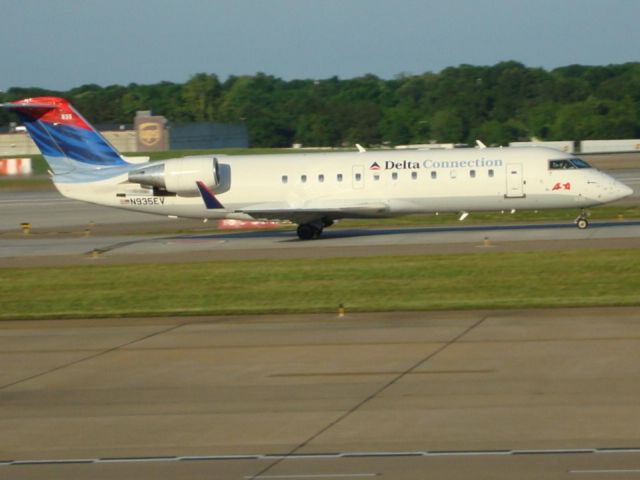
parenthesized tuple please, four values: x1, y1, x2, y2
(549, 159, 575, 169)
(570, 157, 592, 168)
(549, 158, 593, 170)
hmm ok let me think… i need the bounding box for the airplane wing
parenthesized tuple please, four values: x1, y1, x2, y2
(196, 180, 389, 222)
(237, 200, 390, 224)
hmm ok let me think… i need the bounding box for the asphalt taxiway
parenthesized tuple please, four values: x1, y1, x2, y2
(2, 308, 640, 479)
(1, 220, 640, 267)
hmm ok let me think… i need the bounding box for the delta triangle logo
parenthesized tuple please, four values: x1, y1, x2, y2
(369, 162, 381, 170)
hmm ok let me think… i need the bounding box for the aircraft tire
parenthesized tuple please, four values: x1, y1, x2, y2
(576, 218, 589, 229)
(297, 224, 318, 240)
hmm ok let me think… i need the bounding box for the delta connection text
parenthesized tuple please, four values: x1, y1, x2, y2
(380, 158, 504, 170)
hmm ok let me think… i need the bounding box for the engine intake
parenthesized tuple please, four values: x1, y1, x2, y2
(128, 156, 220, 196)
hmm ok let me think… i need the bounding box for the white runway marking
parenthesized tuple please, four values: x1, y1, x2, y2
(11, 459, 93, 465)
(571, 470, 640, 474)
(95, 457, 177, 464)
(4, 447, 640, 467)
(597, 449, 640, 454)
(513, 448, 595, 455)
(245, 475, 379, 479)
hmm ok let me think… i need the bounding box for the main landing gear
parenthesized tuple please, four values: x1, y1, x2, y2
(296, 219, 334, 240)
(296, 224, 322, 240)
(575, 209, 590, 230)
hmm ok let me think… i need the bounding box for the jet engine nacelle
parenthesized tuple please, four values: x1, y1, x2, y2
(128, 156, 220, 196)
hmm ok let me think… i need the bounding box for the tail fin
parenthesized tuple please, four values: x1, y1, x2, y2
(1, 97, 128, 174)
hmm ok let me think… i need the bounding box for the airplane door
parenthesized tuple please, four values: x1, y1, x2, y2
(352, 165, 364, 189)
(505, 163, 525, 198)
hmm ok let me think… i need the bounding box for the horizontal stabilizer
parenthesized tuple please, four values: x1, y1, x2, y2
(1, 102, 56, 110)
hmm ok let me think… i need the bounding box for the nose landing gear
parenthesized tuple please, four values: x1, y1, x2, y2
(575, 209, 590, 229)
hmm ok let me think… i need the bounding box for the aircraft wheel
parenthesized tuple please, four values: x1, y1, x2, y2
(576, 218, 589, 230)
(297, 224, 318, 240)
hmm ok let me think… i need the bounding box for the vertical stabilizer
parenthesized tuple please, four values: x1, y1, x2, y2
(2, 97, 128, 174)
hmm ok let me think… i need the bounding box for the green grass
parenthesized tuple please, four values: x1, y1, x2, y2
(0, 175, 53, 190)
(1, 249, 638, 320)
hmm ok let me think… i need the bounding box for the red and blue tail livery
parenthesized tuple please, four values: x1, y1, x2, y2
(3, 97, 127, 172)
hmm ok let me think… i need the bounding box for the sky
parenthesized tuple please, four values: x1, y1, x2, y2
(1, 0, 639, 91)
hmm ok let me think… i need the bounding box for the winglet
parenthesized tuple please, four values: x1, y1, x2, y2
(196, 181, 225, 209)
(356, 144, 366, 153)
(475, 139, 487, 149)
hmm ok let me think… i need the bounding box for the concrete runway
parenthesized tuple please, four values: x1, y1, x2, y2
(2, 308, 640, 479)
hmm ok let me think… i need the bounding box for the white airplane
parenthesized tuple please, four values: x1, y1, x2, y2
(2, 96, 633, 239)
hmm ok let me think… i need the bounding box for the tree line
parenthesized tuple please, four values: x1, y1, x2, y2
(1, 61, 639, 148)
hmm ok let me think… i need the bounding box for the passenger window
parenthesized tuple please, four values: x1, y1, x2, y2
(301, 175, 307, 183)
(488, 169, 494, 178)
(282, 175, 288, 184)
(470, 170, 476, 178)
(392, 172, 398, 180)
(411, 172, 418, 180)
(355, 173, 362, 181)
(374, 174, 380, 181)
(337, 173, 343, 182)
(431, 171, 437, 179)
(318, 174, 324, 183)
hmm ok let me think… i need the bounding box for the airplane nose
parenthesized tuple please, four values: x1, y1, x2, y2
(613, 181, 634, 200)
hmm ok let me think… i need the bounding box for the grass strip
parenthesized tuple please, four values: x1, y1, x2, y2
(1, 249, 638, 320)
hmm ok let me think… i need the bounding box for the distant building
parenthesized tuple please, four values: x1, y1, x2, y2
(169, 122, 249, 150)
(133, 111, 248, 151)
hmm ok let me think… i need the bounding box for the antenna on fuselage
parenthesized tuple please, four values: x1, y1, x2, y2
(355, 144, 366, 153)
(475, 139, 487, 149)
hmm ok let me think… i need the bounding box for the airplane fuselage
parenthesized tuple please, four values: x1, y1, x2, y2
(56, 147, 628, 220)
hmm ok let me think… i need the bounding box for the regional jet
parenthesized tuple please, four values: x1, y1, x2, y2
(2, 97, 633, 239)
